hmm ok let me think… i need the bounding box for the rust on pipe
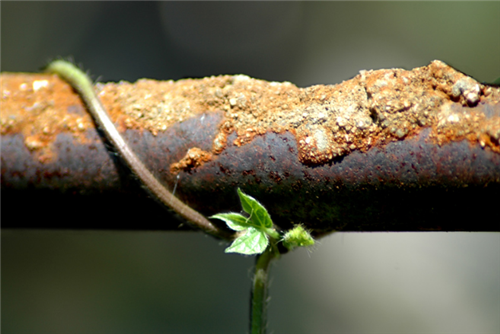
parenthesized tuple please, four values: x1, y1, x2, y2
(2, 61, 500, 234)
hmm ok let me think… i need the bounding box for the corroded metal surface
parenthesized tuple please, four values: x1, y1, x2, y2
(2, 61, 500, 233)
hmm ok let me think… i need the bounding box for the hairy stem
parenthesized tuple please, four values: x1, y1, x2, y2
(45, 60, 234, 241)
(250, 245, 277, 334)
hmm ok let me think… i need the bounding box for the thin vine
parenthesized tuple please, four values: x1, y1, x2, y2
(47, 60, 315, 334)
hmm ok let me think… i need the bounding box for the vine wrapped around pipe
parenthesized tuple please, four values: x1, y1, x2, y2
(1, 59, 499, 333)
(42, 61, 317, 333)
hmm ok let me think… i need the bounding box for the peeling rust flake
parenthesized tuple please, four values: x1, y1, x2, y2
(170, 147, 213, 175)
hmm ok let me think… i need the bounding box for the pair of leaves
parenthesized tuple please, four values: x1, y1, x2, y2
(211, 189, 278, 255)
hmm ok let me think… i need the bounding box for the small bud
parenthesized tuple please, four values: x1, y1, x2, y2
(282, 225, 315, 251)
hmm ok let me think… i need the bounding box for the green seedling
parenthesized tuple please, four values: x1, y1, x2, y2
(48, 59, 316, 334)
(212, 188, 316, 334)
(211, 189, 280, 255)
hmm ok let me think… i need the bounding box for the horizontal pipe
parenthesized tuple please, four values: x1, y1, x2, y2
(2, 61, 500, 234)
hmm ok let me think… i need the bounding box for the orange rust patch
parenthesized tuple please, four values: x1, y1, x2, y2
(431, 102, 500, 153)
(0, 73, 94, 163)
(170, 147, 213, 175)
(2, 60, 499, 166)
(96, 60, 499, 165)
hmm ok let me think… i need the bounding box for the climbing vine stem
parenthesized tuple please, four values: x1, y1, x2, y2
(45, 60, 235, 241)
(46, 60, 315, 333)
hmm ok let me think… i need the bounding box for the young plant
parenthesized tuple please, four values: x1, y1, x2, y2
(48, 60, 315, 334)
(211, 188, 315, 334)
(211, 188, 280, 255)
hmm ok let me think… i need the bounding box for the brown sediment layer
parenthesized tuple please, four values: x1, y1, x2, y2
(2, 60, 499, 167)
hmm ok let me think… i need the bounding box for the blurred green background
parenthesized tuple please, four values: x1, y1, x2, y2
(2, 2, 499, 333)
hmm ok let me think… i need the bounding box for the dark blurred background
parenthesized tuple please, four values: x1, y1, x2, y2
(2, 2, 499, 333)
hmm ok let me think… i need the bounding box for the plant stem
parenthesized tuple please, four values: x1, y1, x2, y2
(250, 245, 277, 334)
(45, 60, 235, 241)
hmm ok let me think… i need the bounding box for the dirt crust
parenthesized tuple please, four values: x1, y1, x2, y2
(2, 60, 499, 166)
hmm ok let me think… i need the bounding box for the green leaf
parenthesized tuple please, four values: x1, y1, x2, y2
(225, 227, 269, 255)
(211, 189, 278, 255)
(237, 188, 273, 229)
(210, 213, 251, 231)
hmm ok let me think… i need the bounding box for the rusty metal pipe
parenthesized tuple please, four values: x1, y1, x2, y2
(2, 61, 500, 234)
